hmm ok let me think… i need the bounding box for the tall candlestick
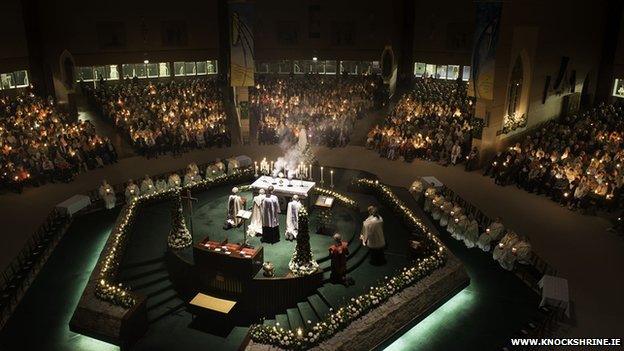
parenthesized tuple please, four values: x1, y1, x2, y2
(309, 163, 312, 180)
(330, 170, 334, 188)
(320, 166, 324, 184)
(254, 161, 258, 177)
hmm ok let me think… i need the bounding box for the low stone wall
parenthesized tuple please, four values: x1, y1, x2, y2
(245, 251, 468, 351)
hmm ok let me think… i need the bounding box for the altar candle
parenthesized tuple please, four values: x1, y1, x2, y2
(330, 170, 334, 188)
(254, 161, 258, 175)
(320, 166, 324, 183)
(309, 163, 312, 179)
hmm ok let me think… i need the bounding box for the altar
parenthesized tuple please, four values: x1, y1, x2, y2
(250, 175, 316, 209)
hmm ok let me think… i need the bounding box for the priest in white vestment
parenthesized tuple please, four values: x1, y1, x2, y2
(125, 180, 139, 203)
(463, 217, 480, 248)
(168, 173, 181, 189)
(206, 162, 225, 180)
(477, 217, 505, 251)
(285, 195, 303, 241)
(155, 178, 167, 193)
(247, 189, 266, 237)
(493, 232, 520, 263)
(98, 180, 116, 210)
(261, 186, 281, 244)
(184, 169, 200, 187)
(225, 187, 245, 229)
(361, 206, 386, 265)
(140, 175, 155, 195)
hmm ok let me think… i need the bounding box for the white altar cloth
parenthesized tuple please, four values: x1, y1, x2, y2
(250, 176, 315, 198)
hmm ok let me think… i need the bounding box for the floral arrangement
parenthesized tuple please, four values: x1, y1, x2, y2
(502, 112, 527, 134)
(94, 167, 253, 308)
(249, 178, 446, 349)
(288, 206, 320, 276)
(167, 190, 193, 250)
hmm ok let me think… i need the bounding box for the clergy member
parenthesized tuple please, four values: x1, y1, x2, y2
(98, 180, 116, 210)
(285, 195, 303, 241)
(261, 186, 281, 244)
(361, 205, 386, 265)
(168, 172, 181, 189)
(476, 217, 505, 252)
(329, 233, 349, 284)
(225, 187, 245, 229)
(140, 175, 155, 195)
(124, 179, 139, 203)
(463, 216, 480, 248)
(155, 177, 167, 193)
(493, 231, 520, 263)
(247, 189, 266, 237)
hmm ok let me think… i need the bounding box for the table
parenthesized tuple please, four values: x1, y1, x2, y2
(538, 275, 570, 317)
(193, 238, 264, 282)
(250, 175, 315, 197)
(250, 175, 316, 209)
(56, 194, 91, 216)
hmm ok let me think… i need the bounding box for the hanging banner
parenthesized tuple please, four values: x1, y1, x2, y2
(470, 1, 502, 100)
(229, 1, 254, 87)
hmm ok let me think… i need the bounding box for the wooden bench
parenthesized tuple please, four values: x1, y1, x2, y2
(188, 293, 237, 320)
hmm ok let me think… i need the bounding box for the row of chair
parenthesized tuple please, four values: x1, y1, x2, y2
(0, 208, 70, 327)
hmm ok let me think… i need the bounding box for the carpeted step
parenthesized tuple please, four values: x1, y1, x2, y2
(307, 294, 330, 320)
(346, 244, 369, 273)
(126, 272, 170, 291)
(140, 283, 175, 299)
(118, 260, 166, 282)
(275, 314, 290, 331)
(297, 301, 319, 328)
(286, 308, 304, 331)
(263, 319, 276, 327)
(146, 289, 180, 311)
(317, 286, 341, 309)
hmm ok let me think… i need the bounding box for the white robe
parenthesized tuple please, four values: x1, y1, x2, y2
(155, 179, 167, 193)
(285, 199, 302, 240)
(361, 215, 385, 249)
(184, 172, 200, 186)
(206, 164, 225, 179)
(247, 194, 265, 236)
(98, 184, 116, 209)
(261, 195, 280, 228)
(125, 184, 139, 202)
(298, 128, 308, 150)
(227, 159, 240, 175)
(477, 221, 505, 251)
(140, 178, 155, 195)
(226, 194, 244, 227)
(168, 174, 181, 189)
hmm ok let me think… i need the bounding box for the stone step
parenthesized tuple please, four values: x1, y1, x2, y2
(286, 308, 304, 331)
(275, 314, 290, 331)
(307, 294, 330, 321)
(297, 301, 319, 328)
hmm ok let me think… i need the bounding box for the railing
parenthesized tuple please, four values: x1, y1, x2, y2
(0, 208, 71, 328)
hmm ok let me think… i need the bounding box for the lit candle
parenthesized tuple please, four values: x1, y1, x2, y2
(309, 163, 312, 180)
(254, 161, 258, 176)
(320, 166, 324, 184)
(330, 170, 334, 188)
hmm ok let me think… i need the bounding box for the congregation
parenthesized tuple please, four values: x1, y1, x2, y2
(367, 78, 475, 165)
(250, 74, 384, 147)
(86, 78, 230, 157)
(0, 91, 117, 192)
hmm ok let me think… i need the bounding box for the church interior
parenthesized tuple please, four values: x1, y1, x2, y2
(0, 0, 623, 350)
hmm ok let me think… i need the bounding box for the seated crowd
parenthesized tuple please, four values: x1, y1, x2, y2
(367, 78, 475, 165)
(87, 78, 230, 157)
(484, 104, 624, 211)
(0, 91, 117, 192)
(250, 74, 384, 147)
